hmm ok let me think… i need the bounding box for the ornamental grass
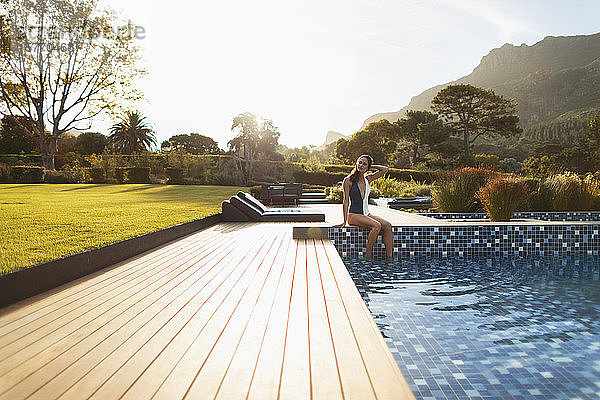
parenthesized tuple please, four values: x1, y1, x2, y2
(369, 176, 433, 198)
(475, 177, 530, 221)
(546, 172, 600, 211)
(432, 167, 498, 213)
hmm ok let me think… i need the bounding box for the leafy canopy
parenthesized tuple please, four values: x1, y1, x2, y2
(107, 111, 155, 154)
(0, 0, 145, 168)
(162, 133, 221, 155)
(431, 84, 522, 157)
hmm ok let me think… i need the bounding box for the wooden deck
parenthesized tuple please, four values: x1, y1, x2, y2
(0, 222, 414, 400)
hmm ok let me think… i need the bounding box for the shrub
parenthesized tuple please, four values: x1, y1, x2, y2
(520, 177, 554, 211)
(585, 175, 600, 210)
(249, 160, 285, 182)
(473, 153, 500, 168)
(546, 172, 599, 211)
(293, 170, 347, 186)
(43, 170, 79, 184)
(114, 167, 150, 184)
(432, 167, 498, 212)
(369, 176, 433, 198)
(325, 186, 343, 203)
(9, 166, 45, 183)
(0, 154, 41, 166)
(0, 163, 11, 183)
(386, 169, 435, 183)
(83, 167, 106, 183)
(165, 167, 184, 184)
(369, 176, 407, 198)
(476, 177, 530, 221)
(499, 157, 522, 174)
(249, 185, 262, 199)
(208, 167, 245, 186)
(324, 164, 353, 174)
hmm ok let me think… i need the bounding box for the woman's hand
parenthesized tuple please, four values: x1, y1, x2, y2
(333, 222, 346, 228)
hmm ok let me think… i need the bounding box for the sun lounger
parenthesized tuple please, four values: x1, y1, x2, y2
(222, 192, 325, 222)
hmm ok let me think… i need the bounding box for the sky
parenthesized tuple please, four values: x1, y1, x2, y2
(95, 0, 600, 150)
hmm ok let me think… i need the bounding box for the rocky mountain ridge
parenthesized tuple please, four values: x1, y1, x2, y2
(361, 32, 600, 137)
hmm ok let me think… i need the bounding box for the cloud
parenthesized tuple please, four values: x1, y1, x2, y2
(436, 0, 541, 43)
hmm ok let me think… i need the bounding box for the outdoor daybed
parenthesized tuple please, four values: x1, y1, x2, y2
(222, 192, 326, 222)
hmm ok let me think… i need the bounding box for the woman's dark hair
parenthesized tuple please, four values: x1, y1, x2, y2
(349, 154, 373, 183)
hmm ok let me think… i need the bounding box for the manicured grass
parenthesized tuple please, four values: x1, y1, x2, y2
(0, 184, 244, 274)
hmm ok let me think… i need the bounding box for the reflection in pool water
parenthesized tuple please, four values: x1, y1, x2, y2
(343, 256, 600, 400)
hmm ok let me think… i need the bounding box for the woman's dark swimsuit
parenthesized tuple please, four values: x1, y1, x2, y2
(348, 175, 370, 215)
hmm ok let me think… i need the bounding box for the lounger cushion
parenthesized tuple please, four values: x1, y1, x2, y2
(221, 200, 249, 222)
(237, 191, 300, 213)
(229, 193, 325, 222)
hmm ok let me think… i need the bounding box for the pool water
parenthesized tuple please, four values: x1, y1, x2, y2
(343, 256, 600, 400)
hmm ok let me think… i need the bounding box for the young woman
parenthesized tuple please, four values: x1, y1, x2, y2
(335, 154, 393, 259)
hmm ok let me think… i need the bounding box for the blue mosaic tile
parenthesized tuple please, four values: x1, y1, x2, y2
(342, 255, 600, 400)
(419, 212, 600, 222)
(329, 224, 600, 258)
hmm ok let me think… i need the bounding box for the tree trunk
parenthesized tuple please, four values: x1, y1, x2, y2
(463, 129, 470, 158)
(37, 125, 56, 170)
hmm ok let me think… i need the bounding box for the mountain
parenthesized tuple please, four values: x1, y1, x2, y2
(316, 130, 348, 151)
(362, 33, 600, 141)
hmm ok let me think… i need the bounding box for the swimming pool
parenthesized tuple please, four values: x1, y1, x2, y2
(343, 255, 600, 400)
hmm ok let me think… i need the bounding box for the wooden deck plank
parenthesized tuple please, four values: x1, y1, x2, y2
(322, 240, 416, 400)
(306, 239, 345, 399)
(278, 239, 311, 400)
(214, 230, 293, 400)
(245, 232, 298, 400)
(0, 222, 416, 400)
(0, 225, 224, 330)
(184, 228, 288, 399)
(313, 240, 377, 400)
(146, 230, 280, 400)
(56, 229, 272, 400)
(0, 227, 224, 377)
(0, 229, 221, 356)
(0, 228, 245, 400)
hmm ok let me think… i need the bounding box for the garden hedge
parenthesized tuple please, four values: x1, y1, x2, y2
(114, 167, 151, 184)
(9, 166, 45, 183)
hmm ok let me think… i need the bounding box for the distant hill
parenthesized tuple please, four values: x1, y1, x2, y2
(316, 130, 348, 151)
(362, 33, 600, 141)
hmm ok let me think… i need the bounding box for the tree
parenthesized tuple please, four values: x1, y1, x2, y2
(431, 84, 522, 158)
(162, 133, 221, 154)
(56, 132, 77, 155)
(107, 111, 155, 154)
(334, 119, 398, 165)
(0, 115, 38, 153)
(397, 110, 449, 164)
(75, 132, 107, 155)
(0, 0, 145, 169)
(228, 112, 281, 179)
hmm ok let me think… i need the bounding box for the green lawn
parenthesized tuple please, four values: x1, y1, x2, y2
(0, 184, 244, 274)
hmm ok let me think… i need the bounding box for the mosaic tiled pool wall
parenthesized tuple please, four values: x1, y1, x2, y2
(419, 211, 600, 221)
(329, 225, 600, 258)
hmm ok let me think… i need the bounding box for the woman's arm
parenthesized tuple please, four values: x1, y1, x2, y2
(366, 164, 389, 182)
(334, 178, 351, 227)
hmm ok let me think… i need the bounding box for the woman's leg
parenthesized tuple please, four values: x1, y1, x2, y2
(347, 213, 381, 257)
(367, 214, 393, 258)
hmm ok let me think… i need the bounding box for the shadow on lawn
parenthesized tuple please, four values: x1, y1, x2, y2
(60, 184, 106, 191)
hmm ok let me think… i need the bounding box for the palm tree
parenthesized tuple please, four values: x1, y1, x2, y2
(108, 111, 156, 154)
